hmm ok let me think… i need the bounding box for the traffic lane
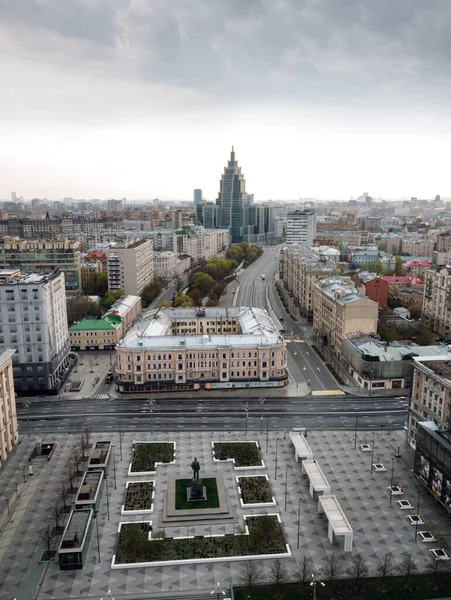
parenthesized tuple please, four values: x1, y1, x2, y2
(287, 340, 326, 390)
(290, 340, 338, 391)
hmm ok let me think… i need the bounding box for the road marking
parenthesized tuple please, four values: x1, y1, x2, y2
(311, 390, 345, 396)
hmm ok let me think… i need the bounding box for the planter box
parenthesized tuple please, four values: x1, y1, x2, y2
(128, 441, 176, 476)
(407, 514, 424, 526)
(387, 486, 403, 495)
(373, 463, 386, 472)
(430, 548, 450, 560)
(419, 531, 437, 543)
(112, 514, 290, 569)
(359, 444, 371, 452)
(212, 441, 265, 470)
(397, 500, 413, 510)
(236, 474, 276, 508)
(121, 480, 155, 515)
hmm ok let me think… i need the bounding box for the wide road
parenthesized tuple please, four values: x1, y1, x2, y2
(236, 245, 339, 392)
(17, 396, 408, 435)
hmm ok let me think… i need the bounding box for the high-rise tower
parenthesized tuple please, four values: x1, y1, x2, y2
(216, 147, 249, 243)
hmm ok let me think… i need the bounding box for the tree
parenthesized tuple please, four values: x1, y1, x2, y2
(397, 553, 418, 580)
(375, 553, 395, 582)
(296, 555, 315, 583)
(158, 300, 172, 308)
(57, 480, 71, 512)
(394, 256, 404, 276)
(336, 263, 345, 275)
(83, 271, 108, 296)
(347, 553, 369, 580)
(375, 259, 384, 275)
(186, 288, 203, 306)
(173, 293, 193, 307)
(206, 299, 219, 307)
(49, 499, 64, 534)
(193, 272, 215, 294)
(268, 558, 290, 586)
(361, 261, 375, 273)
(321, 554, 343, 585)
(66, 296, 100, 326)
(64, 460, 77, 492)
(39, 519, 56, 558)
(238, 560, 263, 588)
(70, 445, 84, 476)
(100, 289, 123, 313)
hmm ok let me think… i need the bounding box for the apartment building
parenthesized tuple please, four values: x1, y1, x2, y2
(353, 273, 389, 308)
(286, 209, 317, 246)
(153, 251, 177, 281)
(405, 260, 432, 278)
(0, 237, 81, 291)
(402, 239, 435, 257)
(0, 349, 18, 463)
(69, 319, 119, 351)
(0, 270, 71, 394)
(282, 246, 336, 321)
(103, 295, 141, 335)
(80, 260, 103, 292)
(173, 226, 229, 265)
(407, 355, 451, 449)
(436, 232, 451, 253)
(106, 239, 153, 296)
(313, 276, 378, 356)
(115, 307, 287, 393)
(422, 266, 451, 336)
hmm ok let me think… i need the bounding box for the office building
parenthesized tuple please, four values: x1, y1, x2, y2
(195, 202, 216, 229)
(153, 251, 177, 281)
(106, 239, 153, 296)
(115, 307, 288, 393)
(0, 237, 81, 292)
(0, 270, 71, 394)
(286, 210, 316, 246)
(0, 349, 18, 463)
(422, 266, 451, 337)
(193, 189, 203, 205)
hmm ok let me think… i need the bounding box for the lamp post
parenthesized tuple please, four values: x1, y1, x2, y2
(112, 445, 117, 490)
(24, 401, 31, 437)
(275, 437, 280, 480)
(210, 582, 226, 600)
(297, 496, 303, 549)
(284, 464, 291, 510)
(5, 498, 10, 515)
(354, 409, 358, 448)
(414, 490, 421, 541)
(370, 431, 375, 474)
(389, 457, 395, 504)
(22, 466, 27, 483)
(105, 472, 110, 520)
(310, 574, 326, 600)
(94, 507, 101, 563)
(118, 423, 123, 461)
(149, 398, 155, 434)
(266, 414, 269, 452)
(245, 402, 249, 434)
(260, 397, 265, 434)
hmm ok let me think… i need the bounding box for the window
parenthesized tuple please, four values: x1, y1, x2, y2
(6, 291, 14, 301)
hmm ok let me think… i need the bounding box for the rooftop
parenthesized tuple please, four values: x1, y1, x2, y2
(345, 335, 450, 362)
(413, 356, 451, 383)
(69, 319, 116, 332)
(0, 270, 61, 285)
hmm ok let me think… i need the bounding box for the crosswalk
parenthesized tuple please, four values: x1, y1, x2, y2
(311, 389, 345, 396)
(286, 339, 305, 343)
(92, 393, 111, 400)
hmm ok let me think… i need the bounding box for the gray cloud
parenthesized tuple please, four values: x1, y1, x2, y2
(1, 0, 451, 110)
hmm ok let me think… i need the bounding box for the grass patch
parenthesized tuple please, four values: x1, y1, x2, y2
(130, 442, 174, 472)
(213, 442, 262, 467)
(124, 482, 153, 511)
(238, 476, 272, 504)
(115, 515, 287, 564)
(234, 574, 451, 600)
(175, 478, 219, 510)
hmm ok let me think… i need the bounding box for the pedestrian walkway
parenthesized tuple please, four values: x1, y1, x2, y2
(311, 389, 345, 396)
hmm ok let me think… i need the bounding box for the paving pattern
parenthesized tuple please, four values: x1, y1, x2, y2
(1, 427, 451, 599)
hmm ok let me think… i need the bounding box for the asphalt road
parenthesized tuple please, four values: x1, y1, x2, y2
(236, 246, 338, 392)
(17, 396, 408, 434)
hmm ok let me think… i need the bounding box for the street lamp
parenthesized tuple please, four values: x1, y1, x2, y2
(94, 507, 101, 563)
(23, 401, 31, 437)
(210, 582, 226, 600)
(266, 414, 270, 452)
(297, 496, 303, 549)
(310, 574, 325, 600)
(149, 398, 155, 434)
(112, 445, 117, 490)
(118, 422, 123, 461)
(284, 464, 291, 510)
(22, 466, 27, 483)
(414, 490, 421, 541)
(260, 397, 265, 434)
(105, 472, 110, 520)
(354, 409, 359, 448)
(275, 437, 280, 480)
(370, 431, 375, 474)
(245, 402, 249, 434)
(389, 457, 395, 504)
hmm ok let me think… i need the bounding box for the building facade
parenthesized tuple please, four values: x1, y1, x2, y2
(154, 251, 177, 281)
(422, 266, 451, 337)
(106, 239, 153, 296)
(69, 319, 119, 351)
(286, 210, 317, 247)
(353, 273, 389, 309)
(115, 307, 288, 393)
(0, 270, 71, 394)
(0, 349, 18, 463)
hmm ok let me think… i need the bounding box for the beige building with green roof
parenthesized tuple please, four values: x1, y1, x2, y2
(69, 319, 119, 351)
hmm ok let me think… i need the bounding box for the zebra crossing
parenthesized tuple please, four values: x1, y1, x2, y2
(311, 389, 345, 396)
(286, 338, 305, 343)
(91, 392, 111, 400)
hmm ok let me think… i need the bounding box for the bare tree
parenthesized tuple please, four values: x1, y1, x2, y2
(397, 553, 418, 580)
(83, 424, 92, 451)
(49, 499, 64, 534)
(347, 553, 369, 580)
(321, 554, 343, 585)
(64, 461, 77, 492)
(238, 560, 263, 588)
(57, 480, 71, 512)
(79, 430, 88, 460)
(296, 555, 315, 583)
(427, 553, 451, 575)
(268, 558, 290, 586)
(70, 445, 84, 476)
(39, 518, 56, 558)
(375, 553, 395, 583)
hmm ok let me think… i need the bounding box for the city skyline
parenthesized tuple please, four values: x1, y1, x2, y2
(2, 1, 451, 199)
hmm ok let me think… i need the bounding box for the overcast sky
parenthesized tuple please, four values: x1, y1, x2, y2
(1, 0, 451, 201)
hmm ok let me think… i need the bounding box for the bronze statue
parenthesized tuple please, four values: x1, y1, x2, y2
(191, 457, 200, 480)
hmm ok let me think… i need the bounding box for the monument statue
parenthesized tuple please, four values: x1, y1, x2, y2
(191, 457, 200, 480)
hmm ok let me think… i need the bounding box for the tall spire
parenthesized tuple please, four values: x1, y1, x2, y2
(231, 145, 235, 163)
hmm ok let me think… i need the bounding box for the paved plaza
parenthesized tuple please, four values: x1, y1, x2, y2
(1, 426, 451, 599)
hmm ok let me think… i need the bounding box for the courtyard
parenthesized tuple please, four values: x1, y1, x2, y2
(1, 425, 451, 599)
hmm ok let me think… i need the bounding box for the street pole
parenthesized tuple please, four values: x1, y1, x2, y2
(415, 491, 420, 541)
(119, 423, 123, 461)
(284, 464, 290, 510)
(370, 432, 375, 474)
(266, 414, 269, 452)
(149, 398, 154, 434)
(354, 409, 358, 448)
(5, 498, 10, 515)
(24, 401, 31, 437)
(275, 438, 279, 480)
(260, 397, 265, 434)
(245, 403, 248, 434)
(297, 496, 303, 549)
(105, 472, 110, 520)
(95, 508, 101, 563)
(112, 446, 117, 490)
(389, 457, 395, 504)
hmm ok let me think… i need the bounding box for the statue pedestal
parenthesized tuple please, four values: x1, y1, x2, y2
(187, 478, 206, 502)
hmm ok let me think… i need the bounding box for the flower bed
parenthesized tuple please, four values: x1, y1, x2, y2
(113, 514, 289, 567)
(121, 481, 155, 515)
(237, 475, 275, 507)
(212, 441, 264, 469)
(129, 442, 176, 475)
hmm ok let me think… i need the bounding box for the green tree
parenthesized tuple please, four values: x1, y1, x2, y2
(83, 271, 109, 296)
(375, 259, 384, 275)
(66, 296, 100, 326)
(100, 290, 123, 312)
(193, 272, 215, 294)
(336, 263, 345, 275)
(226, 246, 244, 263)
(173, 293, 194, 307)
(141, 278, 164, 308)
(361, 261, 375, 273)
(186, 288, 203, 306)
(394, 256, 404, 276)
